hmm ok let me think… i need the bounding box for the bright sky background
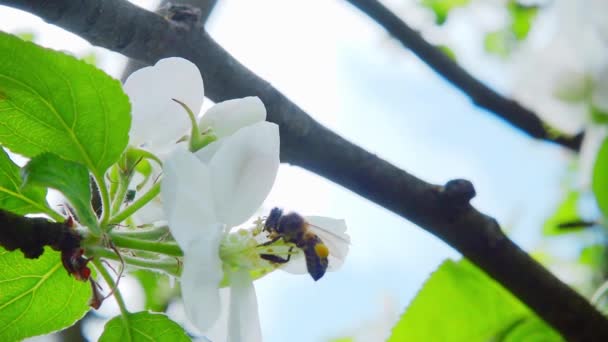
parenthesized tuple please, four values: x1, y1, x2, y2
(0, 1, 579, 341)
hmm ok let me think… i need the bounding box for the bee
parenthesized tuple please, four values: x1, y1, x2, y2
(259, 207, 337, 281)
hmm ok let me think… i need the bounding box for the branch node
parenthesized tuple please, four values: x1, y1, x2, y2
(437, 179, 476, 220)
(164, 4, 202, 27)
(440, 179, 476, 204)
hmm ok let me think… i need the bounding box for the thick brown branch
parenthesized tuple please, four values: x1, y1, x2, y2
(346, 0, 583, 152)
(0, 0, 606, 340)
(119, 0, 217, 81)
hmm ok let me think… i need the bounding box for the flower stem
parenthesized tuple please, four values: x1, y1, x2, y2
(110, 233, 183, 256)
(108, 182, 160, 225)
(110, 175, 130, 217)
(111, 225, 170, 240)
(95, 172, 112, 227)
(91, 258, 130, 320)
(90, 247, 180, 276)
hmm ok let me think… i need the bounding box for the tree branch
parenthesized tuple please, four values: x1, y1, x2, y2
(0, 209, 79, 258)
(1, 0, 605, 340)
(119, 0, 217, 81)
(345, 0, 583, 152)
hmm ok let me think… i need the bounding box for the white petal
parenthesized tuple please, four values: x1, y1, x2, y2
(162, 149, 217, 247)
(280, 216, 350, 275)
(278, 251, 308, 275)
(195, 139, 224, 165)
(181, 234, 224, 332)
(210, 122, 280, 227)
(227, 270, 262, 342)
(202, 289, 230, 342)
(124, 57, 204, 149)
(199, 97, 267, 139)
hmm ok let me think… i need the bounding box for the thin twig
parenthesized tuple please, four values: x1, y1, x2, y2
(345, 0, 583, 152)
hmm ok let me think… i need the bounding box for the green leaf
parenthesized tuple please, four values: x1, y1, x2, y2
(508, 1, 538, 40)
(132, 270, 176, 312)
(0, 32, 131, 176)
(22, 153, 97, 228)
(388, 259, 562, 341)
(590, 104, 608, 125)
(0, 247, 91, 340)
(99, 312, 190, 342)
(421, 0, 470, 25)
(0, 148, 50, 216)
(542, 191, 582, 235)
(579, 244, 604, 267)
(593, 137, 608, 219)
(502, 317, 563, 342)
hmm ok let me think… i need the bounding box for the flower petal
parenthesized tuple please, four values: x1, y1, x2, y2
(307, 216, 350, 267)
(194, 139, 224, 165)
(162, 149, 217, 247)
(124, 57, 204, 150)
(181, 233, 224, 332)
(227, 270, 262, 342)
(199, 97, 267, 139)
(209, 121, 280, 227)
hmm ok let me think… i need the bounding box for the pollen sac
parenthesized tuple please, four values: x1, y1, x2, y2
(314, 243, 329, 258)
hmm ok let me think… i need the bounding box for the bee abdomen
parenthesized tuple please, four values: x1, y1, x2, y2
(303, 239, 329, 281)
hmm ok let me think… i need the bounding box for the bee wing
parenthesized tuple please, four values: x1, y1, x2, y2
(307, 216, 350, 271)
(279, 216, 350, 275)
(279, 253, 309, 275)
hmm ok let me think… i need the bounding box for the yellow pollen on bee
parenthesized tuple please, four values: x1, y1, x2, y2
(315, 244, 329, 258)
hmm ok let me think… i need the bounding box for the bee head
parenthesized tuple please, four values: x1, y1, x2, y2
(264, 207, 283, 232)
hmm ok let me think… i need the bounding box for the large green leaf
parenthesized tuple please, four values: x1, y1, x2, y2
(388, 259, 562, 341)
(542, 190, 583, 235)
(0, 32, 131, 176)
(99, 311, 190, 342)
(593, 138, 608, 219)
(22, 153, 97, 228)
(0, 148, 50, 216)
(0, 247, 91, 340)
(421, 0, 470, 25)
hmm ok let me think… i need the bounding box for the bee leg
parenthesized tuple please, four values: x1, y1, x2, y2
(260, 254, 290, 264)
(258, 235, 281, 247)
(260, 246, 295, 264)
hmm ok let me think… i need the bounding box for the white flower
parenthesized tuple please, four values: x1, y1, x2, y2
(121, 57, 266, 225)
(161, 122, 349, 340)
(161, 119, 279, 341)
